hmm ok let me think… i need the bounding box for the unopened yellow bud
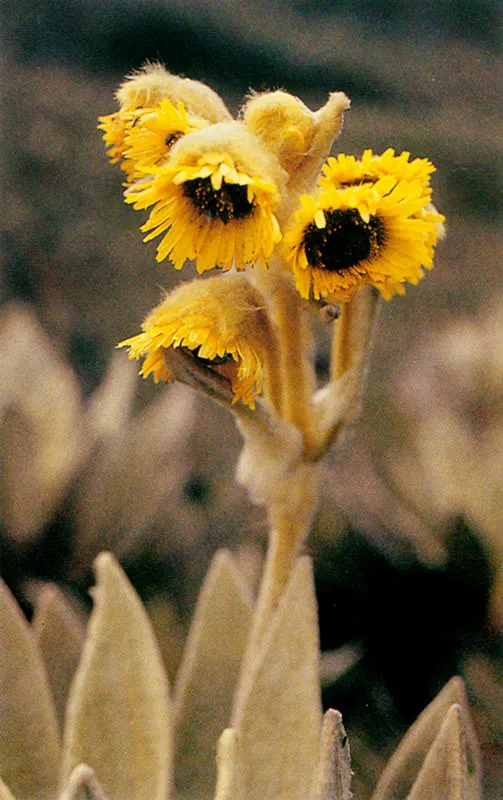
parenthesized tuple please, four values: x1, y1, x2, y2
(116, 63, 232, 123)
(243, 91, 317, 173)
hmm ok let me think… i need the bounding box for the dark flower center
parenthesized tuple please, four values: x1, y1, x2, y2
(302, 208, 385, 272)
(180, 345, 233, 366)
(183, 177, 253, 224)
(338, 176, 377, 187)
(165, 132, 182, 147)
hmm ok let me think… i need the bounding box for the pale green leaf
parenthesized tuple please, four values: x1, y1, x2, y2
(407, 703, 475, 800)
(0, 304, 85, 544)
(0, 579, 60, 800)
(61, 552, 173, 800)
(310, 709, 352, 800)
(213, 729, 242, 800)
(371, 676, 481, 800)
(0, 777, 17, 800)
(232, 556, 322, 800)
(59, 764, 110, 800)
(73, 384, 197, 575)
(32, 584, 85, 733)
(173, 549, 253, 797)
(85, 351, 137, 441)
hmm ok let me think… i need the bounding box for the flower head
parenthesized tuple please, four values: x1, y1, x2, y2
(285, 171, 443, 303)
(122, 100, 209, 176)
(125, 122, 284, 272)
(321, 148, 436, 189)
(118, 274, 276, 408)
(99, 63, 231, 175)
(320, 149, 445, 265)
(98, 108, 151, 170)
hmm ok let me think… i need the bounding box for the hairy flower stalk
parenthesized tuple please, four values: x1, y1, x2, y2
(98, 63, 448, 797)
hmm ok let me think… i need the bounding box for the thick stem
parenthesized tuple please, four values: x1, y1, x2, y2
(233, 463, 319, 709)
(332, 287, 380, 381)
(310, 287, 381, 458)
(250, 517, 305, 645)
(260, 312, 284, 416)
(251, 263, 317, 454)
(331, 300, 354, 380)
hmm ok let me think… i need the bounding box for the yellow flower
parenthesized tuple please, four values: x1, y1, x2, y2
(320, 149, 445, 265)
(98, 108, 151, 169)
(321, 148, 436, 189)
(118, 274, 276, 409)
(99, 63, 231, 175)
(285, 174, 443, 302)
(123, 100, 208, 174)
(125, 123, 283, 272)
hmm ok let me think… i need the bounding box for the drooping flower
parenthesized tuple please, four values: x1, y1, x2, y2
(320, 148, 436, 190)
(99, 64, 231, 176)
(285, 173, 443, 303)
(118, 274, 277, 409)
(122, 100, 209, 175)
(98, 108, 152, 171)
(242, 91, 317, 173)
(125, 122, 284, 272)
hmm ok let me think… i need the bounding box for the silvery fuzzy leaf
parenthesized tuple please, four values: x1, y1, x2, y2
(0, 304, 86, 545)
(320, 644, 363, 689)
(72, 384, 199, 576)
(61, 552, 173, 800)
(59, 764, 110, 800)
(406, 703, 475, 800)
(84, 351, 137, 441)
(232, 556, 322, 800)
(0, 777, 17, 799)
(173, 550, 253, 798)
(31, 584, 85, 733)
(0, 579, 60, 800)
(310, 709, 352, 800)
(371, 676, 481, 800)
(213, 729, 242, 800)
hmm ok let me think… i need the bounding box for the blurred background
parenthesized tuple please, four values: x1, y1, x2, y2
(2, 1, 503, 796)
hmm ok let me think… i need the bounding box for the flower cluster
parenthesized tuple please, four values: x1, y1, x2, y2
(101, 64, 444, 410)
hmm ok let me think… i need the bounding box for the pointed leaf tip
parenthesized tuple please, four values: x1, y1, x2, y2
(59, 764, 110, 800)
(62, 552, 173, 800)
(310, 709, 352, 800)
(214, 729, 242, 800)
(0, 579, 60, 800)
(407, 703, 474, 800)
(232, 556, 322, 800)
(32, 583, 84, 732)
(173, 548, 252, 796)
(371, 677, 481, 800)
